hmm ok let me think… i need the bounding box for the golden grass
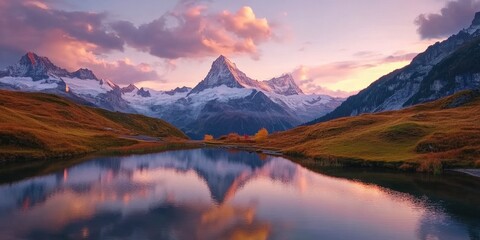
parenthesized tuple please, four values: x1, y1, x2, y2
(208, 91, 480, 170)
(0, 90, 189, 161)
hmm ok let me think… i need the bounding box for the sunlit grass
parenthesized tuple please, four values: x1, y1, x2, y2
(256, 90, 480, 170)
(0, 90, 189, 161)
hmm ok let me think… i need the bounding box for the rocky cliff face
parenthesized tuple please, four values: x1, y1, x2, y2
(0, 52, 135, 113)
(309, 12, 480, 125)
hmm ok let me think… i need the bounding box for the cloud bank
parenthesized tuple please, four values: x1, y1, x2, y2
(111, 4, 274, 59)
(0, 0, 278, 85)
(415, 0, 480, 39)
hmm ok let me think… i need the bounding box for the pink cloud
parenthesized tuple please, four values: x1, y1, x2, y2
(218, 7, 272, 42)
(0, 0, 123, 54)
(291, 52, 418, 97)
(0, 0, 279, 85)
(303, 85, 357, 98)
(81, 59, 164, 85)
(111, 3, 276, 59)
(292, 62, 371, 85)
(0, 0, 165, 85)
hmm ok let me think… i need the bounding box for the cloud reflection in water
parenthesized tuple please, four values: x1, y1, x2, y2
(0, 148, 475, 240)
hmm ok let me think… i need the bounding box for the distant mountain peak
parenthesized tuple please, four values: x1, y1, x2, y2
(137, 87, 151, 97)
(121, 84, 138, 93)
(12, 52, 68, 80)
(308, 11, 480, 125)
(26, 52, 36, 65)
(266, 74, 304, 95)
(19, 52, 55, 68)
(472, 12, 480, 26)
(72, 68, 98, 80)
(465, 12, 480, 35)
(165, 86, 191, 95)
(5, 52, 100, 81)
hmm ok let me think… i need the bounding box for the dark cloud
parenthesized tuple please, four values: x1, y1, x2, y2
(0, 47, 26, 69)
(0, 0, 123, 54)
(415, 0, 480, 39)
(0, 0, 164, 85)
(1, 0, 278, 64)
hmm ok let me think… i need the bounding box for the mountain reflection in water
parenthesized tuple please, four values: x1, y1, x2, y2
(0, 148, 478, 240)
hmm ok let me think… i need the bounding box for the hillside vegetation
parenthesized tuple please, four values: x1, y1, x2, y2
(256, 90, 480, 169)
(0, 90, 189, 162)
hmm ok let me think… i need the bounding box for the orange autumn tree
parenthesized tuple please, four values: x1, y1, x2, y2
(254, 128, 269, 141)
(227, 133, 241, 141)
(204, 134, 214, 141)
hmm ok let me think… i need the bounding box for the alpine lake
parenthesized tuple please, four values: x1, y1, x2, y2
(0, 148, 479, 240)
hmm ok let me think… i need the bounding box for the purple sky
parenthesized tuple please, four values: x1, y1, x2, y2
(1, 0, 479, 96)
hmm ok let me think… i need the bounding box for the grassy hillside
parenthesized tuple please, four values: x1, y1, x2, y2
(256, 90, 480, 169)
(0, 90, 189, 162)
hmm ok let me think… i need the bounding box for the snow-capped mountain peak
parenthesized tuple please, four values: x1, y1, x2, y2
(266, 74, 304, 96)
(465, 12, 480, 35)
(189, 55, 250, 94)
(137, 87, 151, 97)
(72, 68, 98, 80)
(189, 55, 305, 96)
(0, 52, 343, 139)
(165, 86, 191, 95)
(214, 55, 237, 70)
(8, 52, 69, 80)
(309, 12, 480, 125)
(472, 12, 480, 26)
(121, 84, 138, 93)
(5, 52, 100, 82)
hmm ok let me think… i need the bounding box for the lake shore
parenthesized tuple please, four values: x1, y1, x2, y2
(0, 139, 203, 184)
(448, 169, 480, 178)
(0, 136, 202, 164)
(205, 141, 480, 174)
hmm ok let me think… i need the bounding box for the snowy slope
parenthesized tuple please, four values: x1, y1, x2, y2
(125, 85, 255, 119)
(62, 77, 114, 96)
(0, 76, 61, 91)
(0, 52, 343, 138)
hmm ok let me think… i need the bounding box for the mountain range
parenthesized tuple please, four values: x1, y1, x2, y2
(2, 13, 480, 139)
(308, 12, 480, 124)
(0, 53, 343, 139)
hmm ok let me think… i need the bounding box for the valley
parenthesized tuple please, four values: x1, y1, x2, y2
(208, 90, 480, 171)
(0, 54, 343, 139)
(2, 2, 480, 239)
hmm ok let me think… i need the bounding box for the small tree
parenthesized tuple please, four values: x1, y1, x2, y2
(254, 128, 269, 141)
(204, 134, 214, 141)
(227, 133, 241, 141)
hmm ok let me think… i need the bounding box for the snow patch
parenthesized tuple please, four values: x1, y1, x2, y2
(62, 77, 113, 96)
(0, 76, 59, 91)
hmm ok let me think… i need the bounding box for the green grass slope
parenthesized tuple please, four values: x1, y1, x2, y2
(259, 90, 480, 168)
(0, 90, 188, 161)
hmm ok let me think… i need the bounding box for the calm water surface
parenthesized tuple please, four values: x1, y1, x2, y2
(0, 148, 479, 240)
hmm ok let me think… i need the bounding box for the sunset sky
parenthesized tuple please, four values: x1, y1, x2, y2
(2, 0, 480, 97)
